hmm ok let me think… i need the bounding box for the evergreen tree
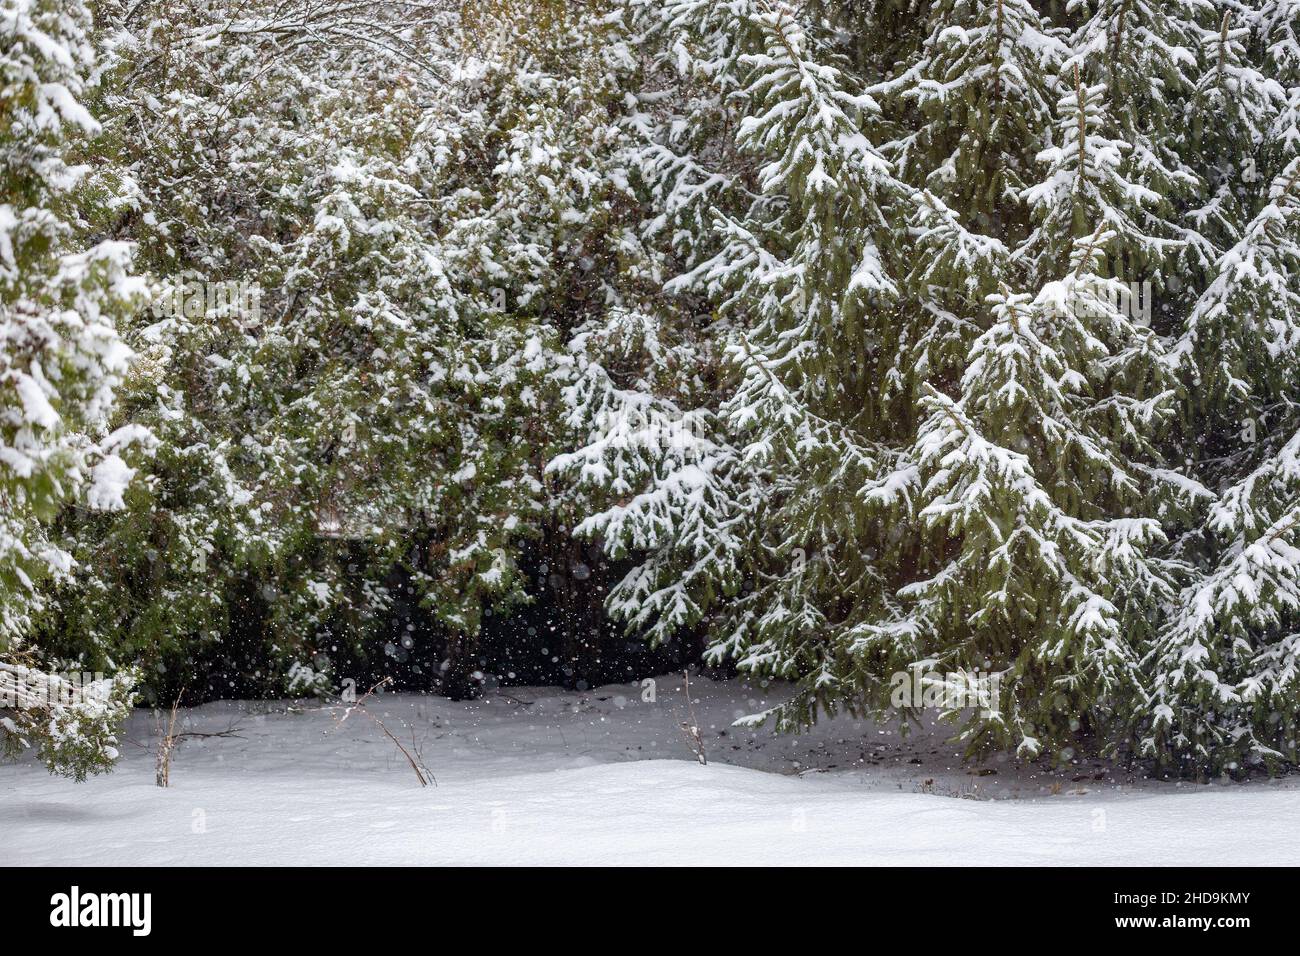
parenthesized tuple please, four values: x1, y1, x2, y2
(1066, 0, 1208, 280)
(571, 1, 926, 727)
(1019, 65, 1173, 279)
(0, 0, 142, 775)
(1142, 2, 1300, 774)
(879, 0, 1066, 245)
(904, 231, 1201, 758)
(875, 0, 1064, 419)
(37, 0, 497, 696)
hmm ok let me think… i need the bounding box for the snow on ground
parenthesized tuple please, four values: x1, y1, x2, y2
(5, 674, 1300, 865)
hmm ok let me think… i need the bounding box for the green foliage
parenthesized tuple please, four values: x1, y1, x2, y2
(0, 0, 142, 773)
(8, 0, 1300, 780)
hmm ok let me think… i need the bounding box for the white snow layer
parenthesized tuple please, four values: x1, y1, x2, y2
(3, 676, 1299, 865)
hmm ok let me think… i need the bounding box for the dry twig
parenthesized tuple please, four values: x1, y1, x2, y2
(336, 677, 436, 787)
(154, 692, 244, 788)
(679, 670, 707, 766)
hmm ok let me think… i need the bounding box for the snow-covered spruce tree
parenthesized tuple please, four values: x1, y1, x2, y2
(1145, 411, 1300, 774)
(0, 0, 142, 776)
(872, 0, 1065, 406)
(558, 1, 932, 728)
(1066, 0, 1209, 285)
(901, 230, 1203, 759)
(571, 1, 1226, 765)
(550, 310, 739, 654)
(1018, 64, 1177, 282)
(544, 0, 763, 662)
(1141, 3, 1300, 772)
(1180, 8, 1279, 269)
(701, 0, 922, 727)
(878, 0, 1067, 250)
(1171, 3, 1300, 425)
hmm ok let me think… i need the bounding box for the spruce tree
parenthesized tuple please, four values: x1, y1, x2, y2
(1142, 1, 1300, 774)
(904, 231, 1197, 758)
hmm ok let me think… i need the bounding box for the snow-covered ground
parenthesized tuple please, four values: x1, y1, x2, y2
(5, 674, 1299, 865)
